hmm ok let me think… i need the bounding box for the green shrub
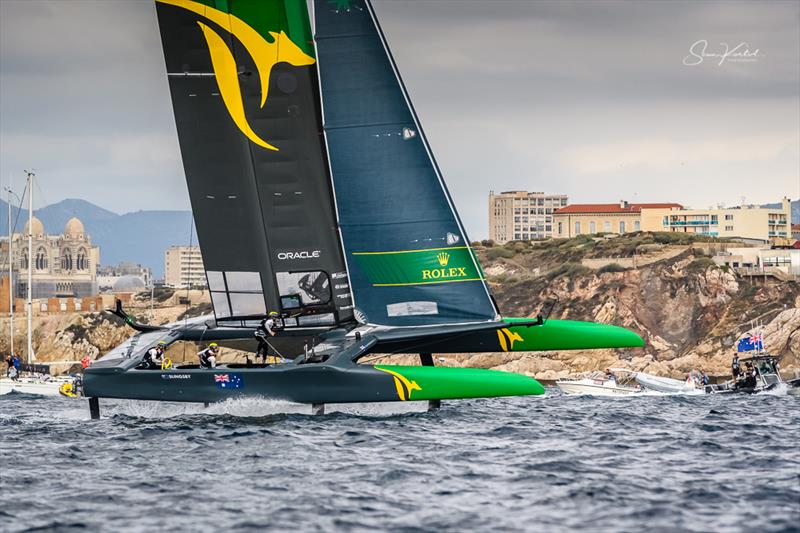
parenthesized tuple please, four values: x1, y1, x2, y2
(486, 247, 516, 260)
(598, 263, 627, 274)
(687, 257, 717, 272)
(547, 262, 591, 279)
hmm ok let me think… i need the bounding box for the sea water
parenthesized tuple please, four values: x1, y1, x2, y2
(1, 389, 798, 532)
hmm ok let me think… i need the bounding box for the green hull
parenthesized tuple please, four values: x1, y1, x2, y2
(374, 365, 545, 400)
(500, 318, 644, 352)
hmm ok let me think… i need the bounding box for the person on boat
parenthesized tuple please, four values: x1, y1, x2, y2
(255, 312, 280, 364)
(731, 354, 741, 380)
(700, 372, 709, 386)
(8, 354, 21, 377)
(741, 362, 757, 388)
(142, 342, 166, 370)
(6, 355, 19, 380)
(80, 355, 91, 369)
(198, 343, 219, 369)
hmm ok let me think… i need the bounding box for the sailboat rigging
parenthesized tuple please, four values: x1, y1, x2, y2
(1, 171, 79, 396)
(83, 0, 644, 416)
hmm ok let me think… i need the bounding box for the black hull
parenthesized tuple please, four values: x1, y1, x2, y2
(84, 363, 398, 405)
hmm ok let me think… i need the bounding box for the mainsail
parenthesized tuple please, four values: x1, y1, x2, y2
(155, 0, 353, 326)
(313, 0, 499, 326)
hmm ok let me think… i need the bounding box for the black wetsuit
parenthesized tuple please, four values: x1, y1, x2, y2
(198, 348, 217, 368)
(254, 319, 277, 362)
(142, 348, 163, 369)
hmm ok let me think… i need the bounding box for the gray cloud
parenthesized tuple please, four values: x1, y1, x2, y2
(1, 0, 797, 240)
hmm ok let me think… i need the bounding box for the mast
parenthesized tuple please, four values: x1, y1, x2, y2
(7, 187, 13, 359)
(25, 170, 33, 364)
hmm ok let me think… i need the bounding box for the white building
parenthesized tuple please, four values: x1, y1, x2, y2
(97, 261, 152, 292)
(713, 247, 800, 276)
(488, 191, 568, 243)
(164, 246, 206, 288)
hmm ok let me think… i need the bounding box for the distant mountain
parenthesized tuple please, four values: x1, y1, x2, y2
(761, 200, 799, 224)
(0, 198, 195, 278)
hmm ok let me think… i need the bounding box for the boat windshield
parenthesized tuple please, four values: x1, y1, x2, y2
(754, 359, 777, 375)
(100, 331, 169, 362)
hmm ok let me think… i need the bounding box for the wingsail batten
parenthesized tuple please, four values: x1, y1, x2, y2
(156, 0, 353, 325)
(313, 0, 498, 326)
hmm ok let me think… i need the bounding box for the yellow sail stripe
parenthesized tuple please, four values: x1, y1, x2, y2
(352, 246, 469, 256)
(372, 278, 482, 287)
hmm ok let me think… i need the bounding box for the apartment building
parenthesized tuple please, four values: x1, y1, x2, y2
(488, 191, 568, 243)
(640, 197, 792, 243)
(164, 245, 207, 288)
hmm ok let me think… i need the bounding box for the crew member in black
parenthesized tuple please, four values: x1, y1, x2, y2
(741, 362, 757, 388)
(255, 312, 281, 364)
(198, 343, 219, 368)
(731, 354, 741, 380)
(142, 342, 166, 369)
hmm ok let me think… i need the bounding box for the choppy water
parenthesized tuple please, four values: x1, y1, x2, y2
(1, 389, 798, 533)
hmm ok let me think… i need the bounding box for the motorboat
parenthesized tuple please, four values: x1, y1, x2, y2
(556, 369, 642, 396)
(0, 373, 80, 397)
(635, 372, 702, 394)
(705, 355, 797, 394)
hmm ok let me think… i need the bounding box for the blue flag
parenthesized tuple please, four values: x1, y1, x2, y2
(737, 333, 763, 352)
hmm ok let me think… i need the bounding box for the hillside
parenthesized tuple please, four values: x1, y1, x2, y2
(0, 198, 194, 278)
(463, 233, 800, 379)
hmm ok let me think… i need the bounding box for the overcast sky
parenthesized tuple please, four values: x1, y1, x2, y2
(1, 0, 798, 239)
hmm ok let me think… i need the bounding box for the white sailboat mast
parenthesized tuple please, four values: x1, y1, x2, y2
(25, 170, 33, 364)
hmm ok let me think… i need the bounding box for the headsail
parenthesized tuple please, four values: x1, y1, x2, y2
(313, 0, 499, 326)
(155, 0, 353, 326)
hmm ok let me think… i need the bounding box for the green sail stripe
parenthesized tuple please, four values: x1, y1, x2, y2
(352, 247, 481, 286)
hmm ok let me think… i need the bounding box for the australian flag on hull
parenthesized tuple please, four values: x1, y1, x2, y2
(737, 333, 763, 353)
(215, 373, 244, 390)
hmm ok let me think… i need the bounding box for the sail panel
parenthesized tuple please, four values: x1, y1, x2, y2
(155, 0, 353, 324)
(314, 0, 498, 326)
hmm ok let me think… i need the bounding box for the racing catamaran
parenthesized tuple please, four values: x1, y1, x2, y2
(83, 0, 643, 417)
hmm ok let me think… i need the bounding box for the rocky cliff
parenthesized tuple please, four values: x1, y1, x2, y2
(474, 234, 800, 379)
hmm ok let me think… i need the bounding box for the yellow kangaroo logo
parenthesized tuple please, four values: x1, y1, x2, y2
(496, 328, 524, 352)
(157, 0, 316, 151)
(375, 367, 422, 401)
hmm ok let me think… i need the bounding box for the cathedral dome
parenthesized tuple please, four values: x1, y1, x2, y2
(24, 216, 44, 237)
(113, 275, 146, 293)
(64, 217, 85, 238)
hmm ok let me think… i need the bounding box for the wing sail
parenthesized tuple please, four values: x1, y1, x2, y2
(155, 0, 353, 326)
(313, 0, 499, 326)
